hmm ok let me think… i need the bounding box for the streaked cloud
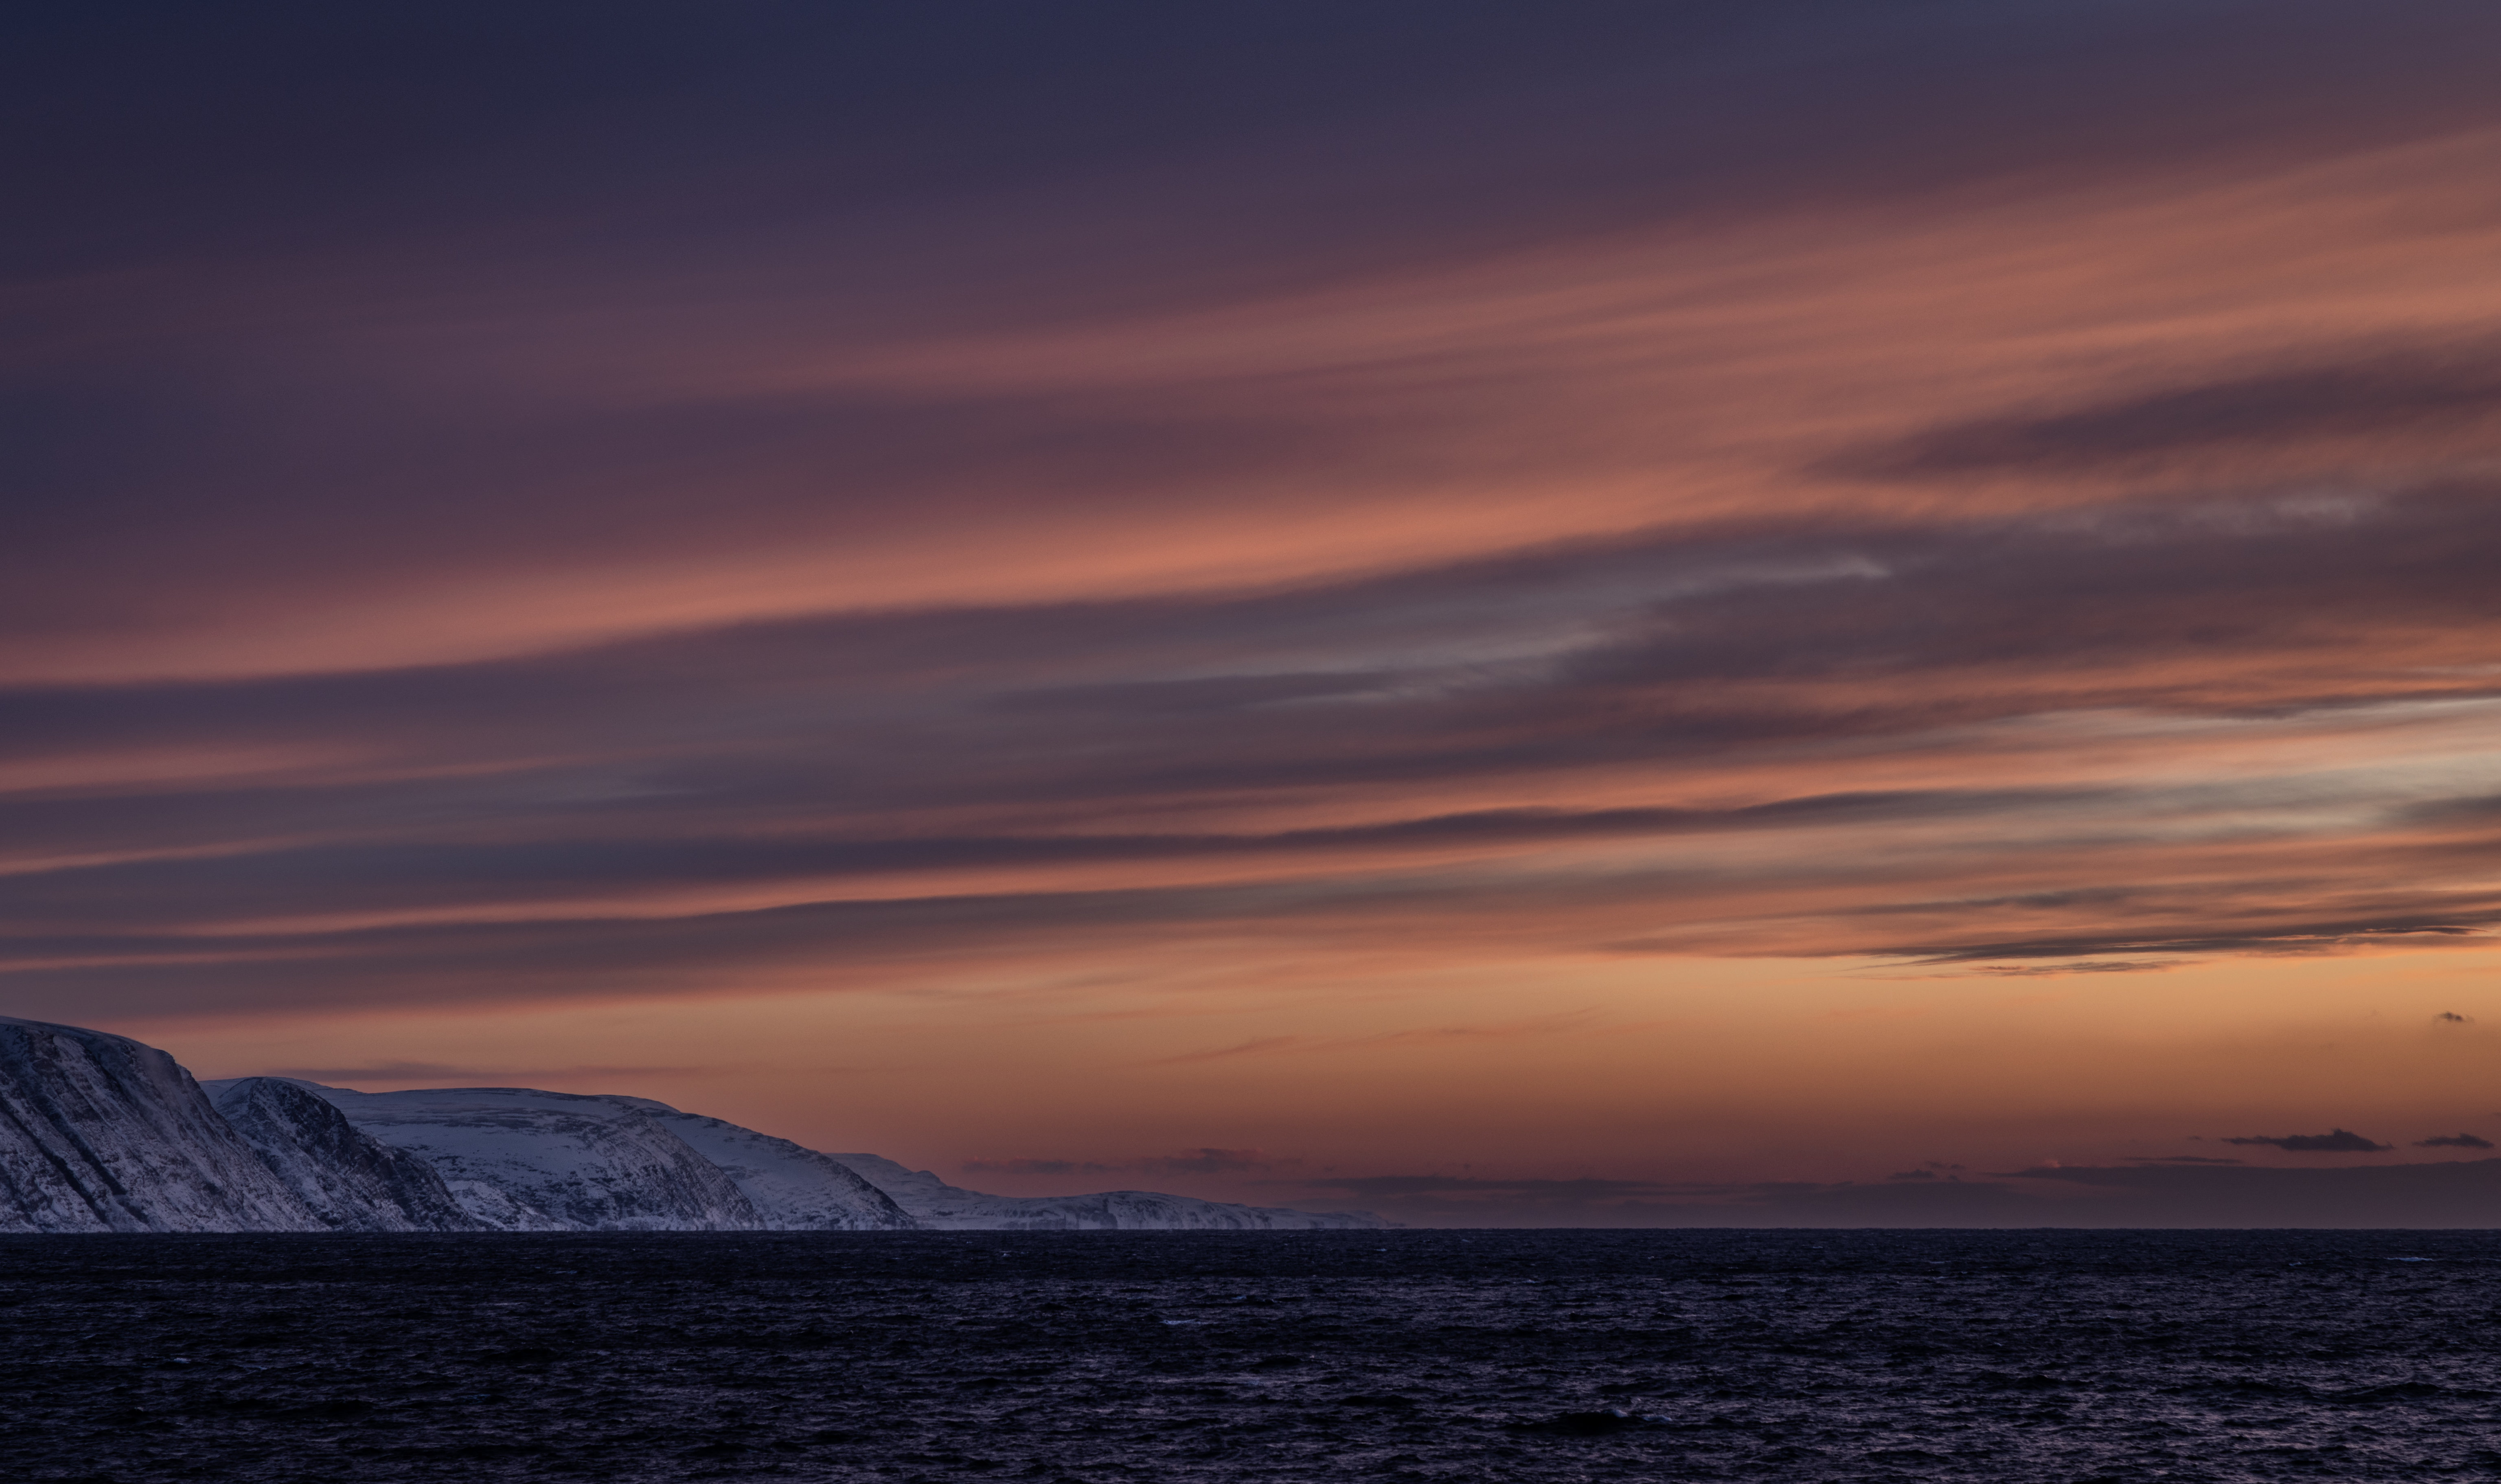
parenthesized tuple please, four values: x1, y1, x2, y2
(260, 1061, 710, 1087)
(1285, 1160, 2501, 1228)
(9, 1, 2501, 1219)
(2221, 1130, 2395, 1154)
(963, 1149, 1277, 1178)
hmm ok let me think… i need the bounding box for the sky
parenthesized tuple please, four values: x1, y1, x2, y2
(9, 0, 2501, 1226)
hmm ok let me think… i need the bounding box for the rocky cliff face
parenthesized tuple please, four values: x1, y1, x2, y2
(306, 1087, 769, 1232)
(827, 1151, 1386, 1230)
(0, 1018, 321, 1233)
(204, 1077, 482, 1232)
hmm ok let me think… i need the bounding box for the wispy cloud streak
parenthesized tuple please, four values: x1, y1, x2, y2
(7, 3, 2501, 1210)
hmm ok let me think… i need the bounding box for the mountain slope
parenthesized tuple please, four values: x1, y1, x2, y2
(0, 1018, 320, 1233)
(204, 1077, 482, 1232)
(308, 1086, 768, 1231)
(606, 1099, 918, 1230)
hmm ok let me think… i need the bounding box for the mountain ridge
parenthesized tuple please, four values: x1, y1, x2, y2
(0, 1018, 1384, 1232)
(0, 1018, 321, 1233)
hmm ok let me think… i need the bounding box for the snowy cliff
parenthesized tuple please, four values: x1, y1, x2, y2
(0, 1018, 1379, 1232)
(304, 1087, 768, 1232)
(0, 1017, 321, 1233)
(827, 1151, 1386, 1230)
(204, 1077, 482, 1232)
(614, 1100, 918, 1230)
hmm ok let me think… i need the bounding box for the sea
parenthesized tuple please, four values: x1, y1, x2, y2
(6, 1228, 2498, 1481)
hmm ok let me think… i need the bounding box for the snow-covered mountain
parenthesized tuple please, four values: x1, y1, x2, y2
(616, 1100, 918, 1230)
(207, 1077, 481, 1232)
(301, 1087, 769, 1232)
(0, 1017, 1384, 1232)
(827, 1151, 1382, 1230)
(0, 1018, 321, 1232)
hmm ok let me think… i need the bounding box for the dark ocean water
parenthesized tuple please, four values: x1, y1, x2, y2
(7, 1230, 2501, 1482)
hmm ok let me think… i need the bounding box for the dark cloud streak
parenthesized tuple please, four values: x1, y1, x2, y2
(1831, 343, 2501, 480)
(7, 1, 2501, 1036)
(8, 479, 2501, 1006)
(1288, 1159, 2501, 1227)
(2220, 1130, 2394, 1153)
(0, 789, 2091, 930)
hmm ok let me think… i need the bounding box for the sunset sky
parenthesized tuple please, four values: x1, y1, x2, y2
(11, 1, 2501, 1225)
